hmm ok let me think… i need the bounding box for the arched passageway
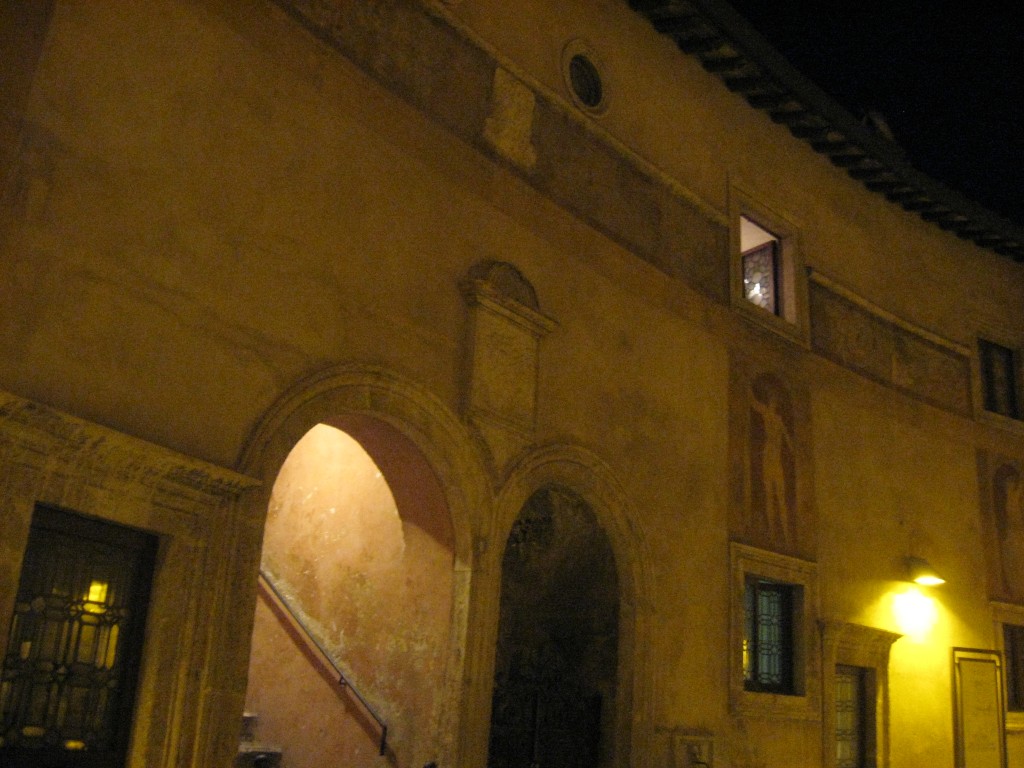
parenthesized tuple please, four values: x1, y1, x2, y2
(245, 419, 454, 768)
(488, 486, 620, 768)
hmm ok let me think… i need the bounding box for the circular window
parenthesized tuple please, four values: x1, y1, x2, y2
(562, 41, 607, 113)
(568, 53, 603, 109)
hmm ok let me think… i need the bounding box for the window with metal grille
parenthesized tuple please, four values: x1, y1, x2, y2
(1004, 624, 1024, 711)
(979, 339, 1021, 420)
(743, 577, 796, 694)
(835, 665, 867, 768)
(0, 506, 157, 767)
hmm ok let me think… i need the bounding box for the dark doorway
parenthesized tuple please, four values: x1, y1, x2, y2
(488, 487, 619, 768)
(0, 506, 157, 768)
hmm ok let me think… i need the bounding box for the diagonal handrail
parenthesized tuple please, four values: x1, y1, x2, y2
(258, 568, 388, 756)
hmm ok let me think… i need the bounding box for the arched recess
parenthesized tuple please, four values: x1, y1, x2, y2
(236, 363, 490, 768)
(462, 443, 654, 768)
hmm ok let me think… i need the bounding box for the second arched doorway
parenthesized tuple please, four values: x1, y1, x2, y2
(488, 486, 620, 768)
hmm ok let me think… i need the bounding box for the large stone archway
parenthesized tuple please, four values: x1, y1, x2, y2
(236, 364, 490, 768)
(464, 444, 654, 768)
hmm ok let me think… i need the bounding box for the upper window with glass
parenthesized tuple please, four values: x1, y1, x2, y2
(731, 193, 807, 341)
(979, 339, 1021, 420)
(741, 215, 782, 316)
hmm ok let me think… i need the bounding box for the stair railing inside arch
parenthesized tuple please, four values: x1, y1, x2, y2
(258, 568, 389, 756)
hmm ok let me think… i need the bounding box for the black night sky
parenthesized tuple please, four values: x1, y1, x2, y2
(726, 2, 1024, 228)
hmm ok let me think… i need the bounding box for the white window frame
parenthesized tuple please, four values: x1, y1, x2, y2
(730, 186, 810, 343)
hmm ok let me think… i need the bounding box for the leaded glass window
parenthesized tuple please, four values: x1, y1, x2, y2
(740, 215, 781, 315)
(835, 665, 866, 768)
(742, 577, 795, 694)
(0, 506, 156, 767)
(742, 242, 779, 314)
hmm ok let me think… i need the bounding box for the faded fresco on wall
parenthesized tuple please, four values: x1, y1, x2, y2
(749, 374, 797, 548)
(980, 451, 1024, 602)
(729, 356, 814, 558)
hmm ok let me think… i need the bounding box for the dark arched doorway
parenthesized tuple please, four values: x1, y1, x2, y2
(488, 487, 619, 768)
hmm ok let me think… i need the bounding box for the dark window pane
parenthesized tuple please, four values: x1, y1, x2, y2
(1004, 624, 1024, 711)
(743, 578, 795, 694)
(980, 340, 1021, 419)
(1, 506, 156, 768)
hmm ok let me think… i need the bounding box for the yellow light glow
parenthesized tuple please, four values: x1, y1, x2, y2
(86, 580, 108, 603)
(84, 580, 109, 614)
(64, 739, 87, 751)
(104, 625, 120, 668)
(892, 586, 938, 639)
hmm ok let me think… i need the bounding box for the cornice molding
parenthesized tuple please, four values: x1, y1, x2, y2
(631, 0, 1024, 262)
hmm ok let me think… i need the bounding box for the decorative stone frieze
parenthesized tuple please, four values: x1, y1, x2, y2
(809, 271, 973, 416)
(273, 0, 730, 300)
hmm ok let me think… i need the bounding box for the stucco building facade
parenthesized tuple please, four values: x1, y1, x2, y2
(2, 1, 1023, 767)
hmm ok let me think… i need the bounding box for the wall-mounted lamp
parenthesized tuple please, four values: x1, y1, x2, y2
(907, 556, 945, 586)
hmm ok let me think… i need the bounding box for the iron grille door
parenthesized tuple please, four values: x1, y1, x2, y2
(0, 506, 157, 768)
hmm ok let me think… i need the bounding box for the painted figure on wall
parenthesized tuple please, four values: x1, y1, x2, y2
(995, 462, 1024, 598)
(749, 375, 796, 547)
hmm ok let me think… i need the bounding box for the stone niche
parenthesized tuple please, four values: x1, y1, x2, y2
(462, 260, 556, 471)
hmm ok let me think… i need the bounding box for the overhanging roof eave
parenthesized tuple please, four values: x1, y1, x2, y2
(631, 0, 1024, 262)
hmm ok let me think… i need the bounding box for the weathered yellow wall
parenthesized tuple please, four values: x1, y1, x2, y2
(1, 1, 1022, 767)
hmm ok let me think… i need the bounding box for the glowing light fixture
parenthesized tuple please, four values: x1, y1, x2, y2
(892, 586, 938, 639)
(907, 556, 945, 586)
